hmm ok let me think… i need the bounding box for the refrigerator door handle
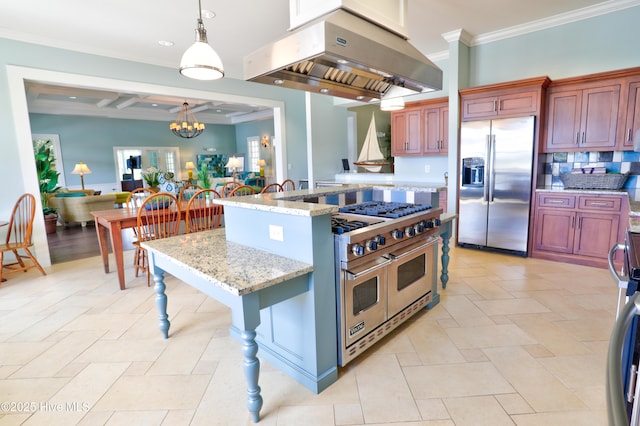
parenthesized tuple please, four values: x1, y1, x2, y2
(484, 135, 491, 202)
(488, 134, 497, 202)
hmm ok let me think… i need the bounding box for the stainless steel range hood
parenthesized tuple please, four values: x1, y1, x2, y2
(244, 9, 442, 103)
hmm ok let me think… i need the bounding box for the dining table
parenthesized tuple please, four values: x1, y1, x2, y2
(91, 201, 219, 290)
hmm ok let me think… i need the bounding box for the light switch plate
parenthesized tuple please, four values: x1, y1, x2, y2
(269, 224, 284, 242)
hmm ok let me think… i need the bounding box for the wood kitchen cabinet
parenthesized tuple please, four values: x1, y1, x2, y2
(544, 83, 620, 152)
(422, 102, 448, 155)
(532, 192, 626, 268)
(461, 89, 540, 121)
(391, 107, 422, 156)
(622, 78, 640, 150)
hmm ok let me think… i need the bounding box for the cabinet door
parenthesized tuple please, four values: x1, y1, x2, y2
(534, 208, 575, 254)
(545, 90, 582, 151)
(462, 96, 498, 120)
(391, 109, 422, 156)
(439, 106, 449, 155)
(573, 212, 620, 258)
(580, 85, 619, 149)
(623, 81, 640, 149)
(498, 90, 538, 116)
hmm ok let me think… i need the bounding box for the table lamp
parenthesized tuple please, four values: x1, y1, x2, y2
(225, 156, 242, 181)
(71, 162, 92, 190)
(185, 161, 196, 181)
(257, 159, 266, 177)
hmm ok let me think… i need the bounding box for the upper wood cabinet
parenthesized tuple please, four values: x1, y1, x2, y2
(422, 102, 448, 155)
(544, 83, 620, 152)
(391, 98, 448, 157)
(391, 107, 422, 156)
(459, 77, 550, 122)
(622, 77, 640, 150)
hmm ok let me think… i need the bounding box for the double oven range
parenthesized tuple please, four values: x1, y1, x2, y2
(332, 201, 442, 366)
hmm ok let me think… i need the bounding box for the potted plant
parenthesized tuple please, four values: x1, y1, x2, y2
(33, 139, 61, 233)
(198, 163, 211, 189)
(141, 166, 161, 191)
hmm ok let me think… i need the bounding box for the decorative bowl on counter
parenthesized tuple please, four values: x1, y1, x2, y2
(560, 172, 629, 190)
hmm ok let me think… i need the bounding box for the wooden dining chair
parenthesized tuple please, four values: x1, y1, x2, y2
(260, 183, 283, 193)
(185, 189, 223, 233)
(178, 183, 202, 202)
(135, 193, 181, 286)
(221, 181, 240, 197)
(0, 193, 46, 282)
(126, 187, 156, 209)
(126, 187, 156, 271)
(281, 179, 296, 191)
(228, 185, 258, 197)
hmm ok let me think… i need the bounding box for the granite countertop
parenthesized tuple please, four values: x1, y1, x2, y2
(536, 187, 629, 196)
(141, 229, 313, 296)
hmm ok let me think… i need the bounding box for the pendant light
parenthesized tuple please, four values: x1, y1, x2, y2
(179, 0, 224, 80)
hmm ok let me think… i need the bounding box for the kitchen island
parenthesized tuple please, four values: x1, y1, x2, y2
(142, 184, 454, 422)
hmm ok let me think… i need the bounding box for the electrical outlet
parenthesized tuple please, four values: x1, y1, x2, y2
(424, 164, 431, 173)
(269, 224, 284, 242)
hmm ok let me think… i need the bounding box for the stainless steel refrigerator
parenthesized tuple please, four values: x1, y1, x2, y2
(458, 116, 535, 255)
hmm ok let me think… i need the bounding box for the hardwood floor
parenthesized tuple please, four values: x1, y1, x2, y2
(47, 222, 101, 264)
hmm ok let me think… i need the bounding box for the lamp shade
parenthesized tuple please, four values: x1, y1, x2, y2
(185, 161, 196, 170)
(224, 156, 242, 169)
(180, 42, 224, 80)
(257, 159, 267, 167)
(71, 162, 92, 175)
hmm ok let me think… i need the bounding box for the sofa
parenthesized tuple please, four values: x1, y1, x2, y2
(48, 190, 117, 227)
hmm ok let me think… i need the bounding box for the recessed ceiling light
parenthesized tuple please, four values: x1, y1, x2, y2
(201, 9, 215, 19)
(319, 88, 329, 94)
(216, 109, 222, 113)
(151, 103, 158, 107)
(158, 40, 174, 47)
(69, 96, 77, 99)
(274, 79, 284, 85)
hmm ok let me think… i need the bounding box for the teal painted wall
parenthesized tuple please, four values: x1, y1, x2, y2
(29, 113, 237, 186)
(235, 119, 275, 174)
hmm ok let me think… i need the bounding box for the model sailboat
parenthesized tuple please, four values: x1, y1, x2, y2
(354, 113, 391, 172)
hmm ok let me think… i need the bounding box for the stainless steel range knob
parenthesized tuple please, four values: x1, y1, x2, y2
(351, 244, 365, 256)
(375, 235, 386, 246)
(365, 240, 378, 251)
(391, 229, 403, 239)
(405, 226, 415, 237)
(414, 223, 425, 233)
(425, 219, 434, 228)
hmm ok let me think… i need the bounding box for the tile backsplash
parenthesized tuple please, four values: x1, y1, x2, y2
(540, 151, 640, 200)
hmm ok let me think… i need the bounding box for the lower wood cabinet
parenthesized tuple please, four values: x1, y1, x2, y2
(532, 192, 626, 268)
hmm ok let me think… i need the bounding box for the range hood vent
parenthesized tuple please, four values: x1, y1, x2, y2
(244, 9, 442, 103)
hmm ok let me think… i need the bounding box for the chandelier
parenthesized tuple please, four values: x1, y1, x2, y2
(169, 102, 205, 139)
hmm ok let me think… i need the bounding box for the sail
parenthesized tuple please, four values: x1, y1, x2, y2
(355, 113, 387, 172)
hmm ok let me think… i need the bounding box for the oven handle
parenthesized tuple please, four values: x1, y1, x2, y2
(345, 258, 392, 280)
(386, 236, 438, 261)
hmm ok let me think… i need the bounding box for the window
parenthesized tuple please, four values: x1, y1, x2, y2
(247, 136, 260, 173)
(114, 147, 180, 181)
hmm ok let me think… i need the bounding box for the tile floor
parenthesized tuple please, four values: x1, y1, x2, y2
(0, 245, 617, 425)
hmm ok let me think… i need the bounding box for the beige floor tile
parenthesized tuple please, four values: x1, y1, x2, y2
(415, 398, 450, 421)
(473, 298, 551, 316)
(445, 323, 537, 349)
(161, 409, 196, 425)
(333, 403, 363, 425)
(443, 395, 513, 426)
(404, 362, 514, 399)
(483, 346, 586, 412)
(511, 410, 607, 426)
(354, 354, 421, 423)
(93, 375, 211, 411)
(442, 295, 494, 327)
(494, 393, 533, 415)
(103, 410, 167, 425)
(276, 405, 335, 426)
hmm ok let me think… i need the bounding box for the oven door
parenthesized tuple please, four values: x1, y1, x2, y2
(387, 236, 437, 318)
(341, 256, 390, 348)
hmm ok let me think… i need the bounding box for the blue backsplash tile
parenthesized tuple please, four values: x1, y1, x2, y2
(623, 151, 640, 162)
(574, 152, 589, 162)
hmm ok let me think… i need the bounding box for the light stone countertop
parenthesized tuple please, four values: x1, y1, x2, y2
(536, 187, 629, 196)
(141, 229, 313, 296)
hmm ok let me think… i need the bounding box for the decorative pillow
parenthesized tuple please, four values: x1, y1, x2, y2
(55, 192, 86, 197)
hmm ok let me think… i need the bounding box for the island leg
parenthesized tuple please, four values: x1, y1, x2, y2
(152, 266, 171, 339)
(241, 329, 263, 423)
(440, 232, 450, 289)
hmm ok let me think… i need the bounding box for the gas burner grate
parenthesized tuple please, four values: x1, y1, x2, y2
(331, 218, 370, 234)
(339, 201, 432, 218)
